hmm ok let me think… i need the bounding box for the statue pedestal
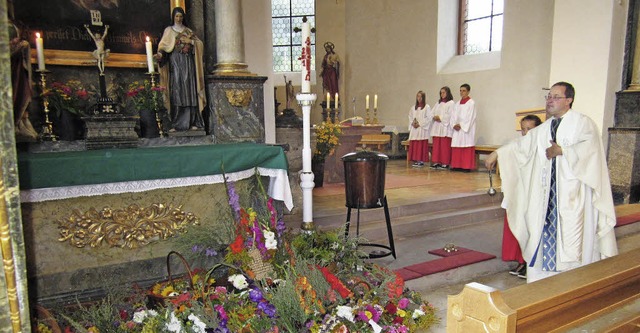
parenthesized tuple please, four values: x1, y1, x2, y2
(83, 115, 139, 150)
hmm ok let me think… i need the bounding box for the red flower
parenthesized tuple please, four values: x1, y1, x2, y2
(385, 301, 397, 315)
(318, 266, 352, 299)
(230, 234, 244, 254)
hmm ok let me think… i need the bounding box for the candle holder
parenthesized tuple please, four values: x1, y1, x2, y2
(296, 92, 317, 234)
(373, 108, 379, 125)
(37, 69, 58, 141)
(147, 71, 165, 138)
(365, 108, 371, 125)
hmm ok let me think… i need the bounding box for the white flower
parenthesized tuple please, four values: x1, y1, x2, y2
(412, 308, 425, 319)
(165, 311, 182, 333)
(132, 310, 147, 324)
(369, 319, 382, 333)
(147, 309, 158, 317)
(335, 305, 354, 323)
(188, 313, 207, 333)
(228, 274, 249, 290)
(263, 230, 278, 250)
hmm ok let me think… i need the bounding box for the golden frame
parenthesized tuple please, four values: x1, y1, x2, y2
(31, 49, 147, 68)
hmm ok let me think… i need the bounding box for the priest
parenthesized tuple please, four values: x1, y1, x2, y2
(485, 81, 618, 283)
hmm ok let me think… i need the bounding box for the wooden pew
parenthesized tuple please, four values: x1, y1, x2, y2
(447, 247, 640, 332)
(358, 134, 391, 151)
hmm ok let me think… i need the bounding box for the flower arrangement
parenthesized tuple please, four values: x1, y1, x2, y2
(313, 121, 342, 162)
(44, 80, 91, 116)
(37, 177, 439, 333)
(126, 80, 166, 112)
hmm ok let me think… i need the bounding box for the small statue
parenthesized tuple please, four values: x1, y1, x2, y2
(284, 75, 295, 110)
(84, 24, 110, 74)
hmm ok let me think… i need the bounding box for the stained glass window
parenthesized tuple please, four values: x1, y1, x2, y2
(272, 0, 315, 72)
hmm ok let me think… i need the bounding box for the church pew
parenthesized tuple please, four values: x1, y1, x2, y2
(447, 247, 640, 332)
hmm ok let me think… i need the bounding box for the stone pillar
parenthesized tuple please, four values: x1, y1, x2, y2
(213, 0, 250, 75)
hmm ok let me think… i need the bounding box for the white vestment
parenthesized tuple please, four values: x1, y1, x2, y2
(451, 98, 476, 147)
(407, 104, 432, 140)
(430, 100, 454, 138)
(497, 110, 618, 282)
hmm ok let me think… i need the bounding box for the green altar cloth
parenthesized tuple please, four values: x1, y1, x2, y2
(18, 143, 293, 209)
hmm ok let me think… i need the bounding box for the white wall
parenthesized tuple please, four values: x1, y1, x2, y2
(549, 0, 627, 145)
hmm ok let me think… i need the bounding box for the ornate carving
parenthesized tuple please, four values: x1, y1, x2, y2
(57, 204, 200, 249)
(224, 89, 253, 107)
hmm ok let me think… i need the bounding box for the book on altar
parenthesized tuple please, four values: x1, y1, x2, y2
(340, 116, 364, 126)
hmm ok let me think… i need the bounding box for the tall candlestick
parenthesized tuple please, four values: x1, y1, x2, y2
(374, 94, 378, 109)
(145, 36, 154, 73)
(366, 95, 370, 109)
(35, 33, 45, 71)
(300, 19, 312, 93)
(335, 93, 339, 109)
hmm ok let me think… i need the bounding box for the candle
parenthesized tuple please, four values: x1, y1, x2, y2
(335, 93, 339, 109)
(300, 19, 311, 93)
(327, 92, 330, 105)
(145, 36, 154, 73)
(366, 95, 370, 109)
(374, 94, 378, 109)
(35, 33, 45, 71)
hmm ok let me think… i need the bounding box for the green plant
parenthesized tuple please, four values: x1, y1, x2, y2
(126, 80, 166, 112)
(313, 121, 342, 162)
(45, 80, 92, 116)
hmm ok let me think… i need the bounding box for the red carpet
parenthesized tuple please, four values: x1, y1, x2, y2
(616, 212, 640, 227)
(395, 248, 496, 281)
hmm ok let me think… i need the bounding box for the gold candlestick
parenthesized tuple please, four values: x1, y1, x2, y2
(37, 70, 57, 141)
(373, 108, 378, 125)
(365, 107, 371, 125)
(148, 72, 165, 138)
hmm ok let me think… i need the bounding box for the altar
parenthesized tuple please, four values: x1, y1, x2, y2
(323, 125, 384, 183)
(17, 143, 292, 304)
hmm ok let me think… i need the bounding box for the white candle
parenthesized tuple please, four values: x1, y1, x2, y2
(145, 36, 154, 73)
(327, 92, 330, 105)
(366, 95, 370, 109)
(35, 33, 45, 71)
(374, 94, 378, 109)
(335, 93, 339, 109)
(300, 20, 311, 93)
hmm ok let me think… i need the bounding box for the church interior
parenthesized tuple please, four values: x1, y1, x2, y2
(1, 0, 640, 332)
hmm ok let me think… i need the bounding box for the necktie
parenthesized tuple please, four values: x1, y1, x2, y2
(542, 117, 562, 271)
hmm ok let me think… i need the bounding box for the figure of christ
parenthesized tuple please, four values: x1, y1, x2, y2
(84, 24, 110, 74)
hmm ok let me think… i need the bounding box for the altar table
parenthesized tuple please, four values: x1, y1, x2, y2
(18, 143, 293, 210)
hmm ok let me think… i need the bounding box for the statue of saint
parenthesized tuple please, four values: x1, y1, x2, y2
(84, 24, 110, 74)
(320, 41, 340, 97)
(155, 7, 206, 132)
(284, 75, 295, 110)
(10, 20, 38, 141)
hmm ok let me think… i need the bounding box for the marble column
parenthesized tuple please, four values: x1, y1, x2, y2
(608, 0, 640, 204)
(1, 1, 32, 331)
(213, 0, 250, 75)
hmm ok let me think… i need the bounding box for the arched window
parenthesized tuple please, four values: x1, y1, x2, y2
(271, 0, 315, 72)
(459, 0, 504, 55)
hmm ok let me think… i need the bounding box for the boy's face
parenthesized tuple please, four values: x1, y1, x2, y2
(520, 120, 537, 136)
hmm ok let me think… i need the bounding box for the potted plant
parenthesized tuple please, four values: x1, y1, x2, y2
(44, 80, 92, 140)
(312, 121, 342, 187)
(126, 80, 166, 138)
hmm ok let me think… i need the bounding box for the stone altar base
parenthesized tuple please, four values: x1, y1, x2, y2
(83, 115, 139, 150)
(166, 129, 207, 137)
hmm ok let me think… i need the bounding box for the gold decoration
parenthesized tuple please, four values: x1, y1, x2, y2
(57, 204, 200, 249)
(225, 89, 253, 107)
(0, 160, 24, 332)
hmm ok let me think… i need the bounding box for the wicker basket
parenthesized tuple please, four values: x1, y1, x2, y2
(147, 251, 195, 307)
(247, 245, 274, 281)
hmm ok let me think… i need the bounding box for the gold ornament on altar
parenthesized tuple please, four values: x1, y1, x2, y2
(57, 203, 200, 249)
(225, 89, 253, 107)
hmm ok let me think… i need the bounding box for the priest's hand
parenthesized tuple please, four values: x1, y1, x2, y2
(485, 151, 498, 171)
(453, 124, 461, 131)
(546, 141, 563, 159)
